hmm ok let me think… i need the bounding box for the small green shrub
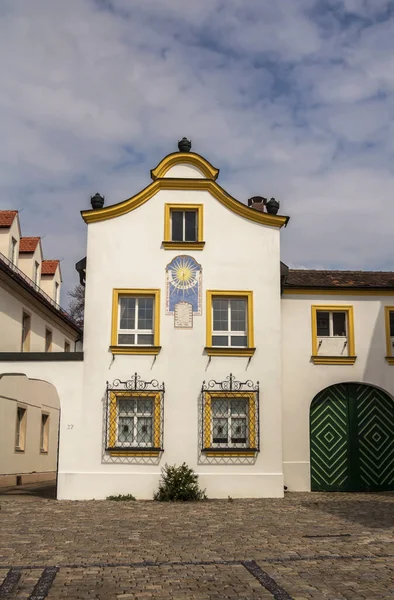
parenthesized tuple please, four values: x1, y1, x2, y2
(106, 493, 136, 501)
(154, 463, 207, 501)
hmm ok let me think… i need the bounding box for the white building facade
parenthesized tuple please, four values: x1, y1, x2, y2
(1, 143, 394, 498)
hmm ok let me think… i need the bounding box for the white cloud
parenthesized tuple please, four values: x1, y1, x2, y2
(0, 0, 393, 305)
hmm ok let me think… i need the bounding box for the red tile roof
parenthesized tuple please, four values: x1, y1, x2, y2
(19, 237, 40, 253)
(41, 260, 59, 275)
(0, 210, 17, 228)
(285, 270, 394, 289)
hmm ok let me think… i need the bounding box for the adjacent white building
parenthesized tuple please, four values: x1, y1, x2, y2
(0, 210, 82, 486)
(1, 142, 394, 497)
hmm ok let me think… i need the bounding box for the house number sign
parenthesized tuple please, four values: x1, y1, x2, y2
(174, 302, 193, 329)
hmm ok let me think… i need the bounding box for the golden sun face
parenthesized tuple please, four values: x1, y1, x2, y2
(170, 257, 199, 290)
(175, 265, 192, 283)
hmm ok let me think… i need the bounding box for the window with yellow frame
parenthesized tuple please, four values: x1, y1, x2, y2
(311, 305, 356, 365)
(384, 306, 394, 364)
(205, 290, 255, 356)
(110, 289, 161, 355)
(201, 375, 259, 455)
(163, 203, 204, 250)
(106, 374, 164, 456)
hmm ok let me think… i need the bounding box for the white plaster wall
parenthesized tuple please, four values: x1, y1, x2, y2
(0, 217, 20, 264)
(0, 375, 60, 475)
(73, 185, 284, 499)
(0, 361, 84, 489)
(282, 293, 394, 491)
(163, 164, 205, 178)
(0, 283, 78, 352)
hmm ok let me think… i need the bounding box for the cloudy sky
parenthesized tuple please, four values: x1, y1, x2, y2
(1, 0, 394, 305)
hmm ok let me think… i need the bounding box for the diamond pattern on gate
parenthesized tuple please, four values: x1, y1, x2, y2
(310, 385, 350, 491)
(356, 386, 394, 489)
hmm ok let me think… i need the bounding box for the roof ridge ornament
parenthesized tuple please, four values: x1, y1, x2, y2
(178, 137, 191, 152)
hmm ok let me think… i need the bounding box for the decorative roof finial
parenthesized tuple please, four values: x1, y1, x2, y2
(266, 198, 280, 215)
(178, 137, 192, 152)
(90, 192, 105, 210)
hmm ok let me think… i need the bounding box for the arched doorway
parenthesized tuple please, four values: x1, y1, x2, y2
(0, 374, 60, 497)
(310, 383, 394, 492)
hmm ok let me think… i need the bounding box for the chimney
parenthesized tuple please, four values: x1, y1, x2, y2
(248, 196, 267, 212)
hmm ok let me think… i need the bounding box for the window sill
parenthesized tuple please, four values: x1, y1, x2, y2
(14, 448, 25, 453)
(107, 447, 162, 457)
(110, 345, 161, 355)
(203, 448, 257, 457)
(385, 357, 394, 365)
(311, 355, 357, 365)
(40, 450, 48, 454)
(205, 347, 256, 357)
(162, 241, 205, 250)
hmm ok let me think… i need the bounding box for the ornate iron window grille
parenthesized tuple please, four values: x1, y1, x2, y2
(201, 373, 259, 453)
(106, 373, 164, 453)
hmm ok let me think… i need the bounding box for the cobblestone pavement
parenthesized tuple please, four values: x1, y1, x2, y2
(1, 492, 394, 599)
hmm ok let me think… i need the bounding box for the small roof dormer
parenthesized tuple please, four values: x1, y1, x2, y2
(0, 210, 21, 265)
(18, 236, 43, 285)
(41, 260, 62, 303)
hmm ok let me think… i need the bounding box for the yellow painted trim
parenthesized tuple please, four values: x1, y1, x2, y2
(110, 346, 161, 355)
(81, 179, 288, 228)
(283, 288, 394, 296)
(109, 451, 161, 457)
(110, 288, 160, 352)
(163, 203, 204, 248)
(203, 392, 257, 450)
(384, 306, 394, 358)
(108, 391, 161, 450)
(162, 241, 205, 250)
(205, 347, 256, 357)
(311, 356, 357, 365)
(385, 357, 394, 365)
(206, 290, 254, 352)
(311, 305, 355, 361)
(151, 152, 219, 181)
(204, 451, 256, 457)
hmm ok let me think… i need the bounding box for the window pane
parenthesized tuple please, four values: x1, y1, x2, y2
(137, 297, 153, 330)
(137, 399, 154, 415)
(316, 311, 329, 336)
(231, 418, 247, 443)
(137, 334, 154, 345)
(213, 418, 228, 443)
(185, 211, 197, 241)
(231, 399, 248, 415)
(213, 299, 228, 331)
(119, 399, 136, 414)
(333, 312, 346, 336)
(389, 311, 394, 337)
(212, 335, 228, 346)
(136, 417, 153, 445)
(119, 297, 136, 329)
(230, 336, 247, 347)
(118, 416, 134, 443)
(230, 299, 246, 331)
(171, 211, 183, 241)
(212, 398, 229, 416)
(118, 333, 135, 345)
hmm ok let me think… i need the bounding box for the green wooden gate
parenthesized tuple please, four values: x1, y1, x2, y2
(310, 383, 394, 492)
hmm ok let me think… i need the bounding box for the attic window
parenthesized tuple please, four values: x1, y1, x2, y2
(163, 204, 205, 250)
